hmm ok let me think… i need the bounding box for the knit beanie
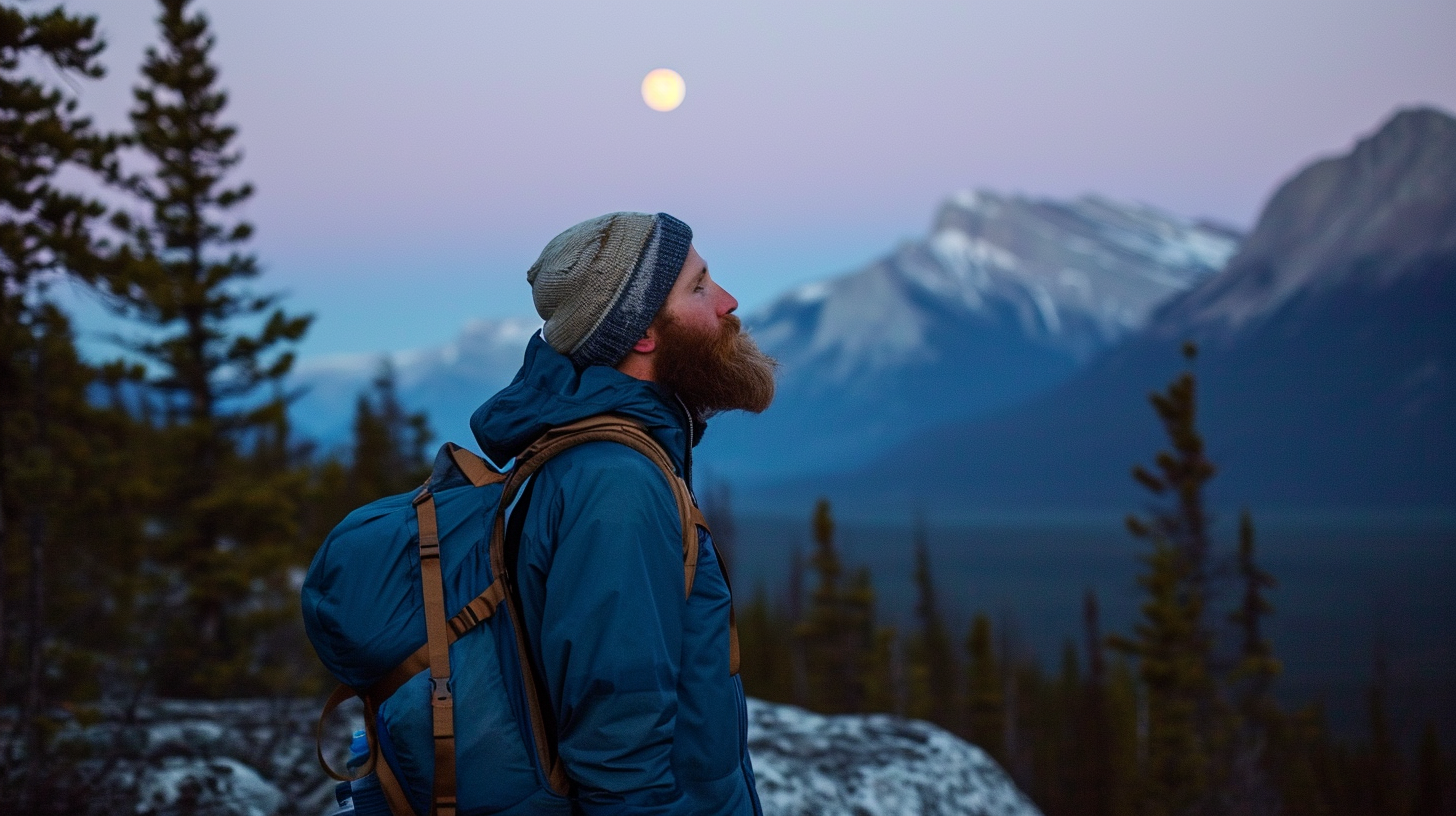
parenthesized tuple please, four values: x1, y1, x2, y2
(527, 211, 693, 369)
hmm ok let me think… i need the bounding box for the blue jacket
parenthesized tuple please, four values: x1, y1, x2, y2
(471, 333, 762, 816)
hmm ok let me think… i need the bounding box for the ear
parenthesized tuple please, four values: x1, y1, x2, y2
(631, 328, 657, 354)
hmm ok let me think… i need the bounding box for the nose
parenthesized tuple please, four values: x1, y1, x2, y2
(717, 282, 739, 317)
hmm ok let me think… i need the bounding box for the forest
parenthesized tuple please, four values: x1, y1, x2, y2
(0, 1, 1449, 814)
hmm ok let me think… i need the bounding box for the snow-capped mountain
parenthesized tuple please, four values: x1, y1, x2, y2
(289, 192, 1236, 473)
(699, 192, 1238, 479)
(291, 317, 539, 447)
(781, 107, 1456, 513)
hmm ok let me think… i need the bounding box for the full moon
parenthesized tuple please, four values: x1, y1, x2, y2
(641, 69, 685, 112)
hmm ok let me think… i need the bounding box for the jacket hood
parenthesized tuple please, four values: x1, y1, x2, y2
(471, 332, 698, 475)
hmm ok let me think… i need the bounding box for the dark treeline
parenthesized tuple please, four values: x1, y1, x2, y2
(0, 1, 425, 809)
(735, 347, 1456, 816)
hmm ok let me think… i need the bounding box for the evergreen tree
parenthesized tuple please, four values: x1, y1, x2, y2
(965, 612, 1006, 763)
(906, 517, 958, 728)
(104, 0, 311, 695)
(1110, 342, 1218, 815)
(786, 544, 808, 705)
(0, 5, 124, 806)
(1229, 510, 1280, 719)
(849, 567, 895, 713)
(1223, 509, 1282, 814)
(798, 498, 878, 713)
(1412, 722, 1446, 816)
(348, 359, 431, 502)
(701, 478, 736, 583)
(736, 583, 794, 703)
(1104, 655, 1141, 816)
(1079, 589, 1116, 816)
(1365, 656, 1403, 816)
(308, 359, 433, 539)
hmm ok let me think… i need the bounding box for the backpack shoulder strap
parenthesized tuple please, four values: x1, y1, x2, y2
(506, 414, 708, 596)
(480, 414, 713, 798)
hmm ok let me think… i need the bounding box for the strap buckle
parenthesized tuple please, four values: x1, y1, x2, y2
(430, 677, 453, 705)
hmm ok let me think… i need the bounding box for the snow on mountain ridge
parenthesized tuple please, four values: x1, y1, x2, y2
(747, 189, 1238, 388)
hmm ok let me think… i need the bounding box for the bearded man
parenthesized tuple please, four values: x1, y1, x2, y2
(469, 212, 774, 815)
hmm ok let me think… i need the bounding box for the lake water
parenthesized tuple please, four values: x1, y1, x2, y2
(726, 508, 1456, 744)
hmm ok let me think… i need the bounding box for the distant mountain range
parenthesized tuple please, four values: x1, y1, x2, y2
(752, 107, 1456, 516)
(292, 193, 1237, 463)
(291, 318, 538, 445)
(697, 192, 1239, 478)
(289, 107, 1453, 514)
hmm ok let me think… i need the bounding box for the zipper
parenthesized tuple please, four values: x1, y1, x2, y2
(675, 394, 695, 493)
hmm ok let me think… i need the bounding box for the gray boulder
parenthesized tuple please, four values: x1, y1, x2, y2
(747, 699, 1041, 816)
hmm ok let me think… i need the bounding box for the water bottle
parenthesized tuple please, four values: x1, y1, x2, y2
(332, 779, 355, 815)
(345, 729, 392, 816)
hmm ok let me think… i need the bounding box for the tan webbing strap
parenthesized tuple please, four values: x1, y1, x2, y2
(374, 745, 415, 816)
(444, 443, 504, 488)
(316, 684, 377, 782)
(414, 488, 458, 816)
(365, 577, 507, 706)
(728, 608, 741, 676)
(510, 415, 706, 598)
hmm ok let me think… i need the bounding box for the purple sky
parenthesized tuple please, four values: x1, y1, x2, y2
(62, 0, 1456, 357)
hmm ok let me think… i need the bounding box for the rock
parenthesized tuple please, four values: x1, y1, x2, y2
(746, 699, 1042, 816)
(134, 756, 284, 816)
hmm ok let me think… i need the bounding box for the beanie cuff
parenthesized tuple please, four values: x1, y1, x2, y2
(569, 213, 692, 368)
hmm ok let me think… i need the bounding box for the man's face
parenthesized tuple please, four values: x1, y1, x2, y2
(658, 244, 737, 333)
(650, 244, 776, 418)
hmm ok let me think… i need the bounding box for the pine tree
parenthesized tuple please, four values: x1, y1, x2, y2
(1366, 655, 1403, 816)
(1104, 655, 1141, 816)
(1110, 342, 1218, 815)
(798, 498, 879, 713)
(348, 359, 431, 502)
(1078, 589, 1116, 816)
(965, 612, 1006, 763)
(1223, 509, 1282, 814)
(1229, 510, 1280, 719)
(105, 0, 311, 695)
(701, 479, 737, 583)
(906, 517, 958, 728)
(849, 567, 895, 713)
(736, 583, 794, 703)
(1412, 722, 1446, 816)
(786, 544, 808, 706)
(0, 5, 122, 806)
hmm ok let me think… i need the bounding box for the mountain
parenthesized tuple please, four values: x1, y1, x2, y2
(290, 193, 1236, 466)
(772, 107, 1456, 515)
(290, 317, 539, 447)
(697, 192, 1239, 479)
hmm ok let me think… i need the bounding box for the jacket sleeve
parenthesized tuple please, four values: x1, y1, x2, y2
(523, 445, 688, 814)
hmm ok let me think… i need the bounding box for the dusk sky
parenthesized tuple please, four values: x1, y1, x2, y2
(62, 0, 1456, 358)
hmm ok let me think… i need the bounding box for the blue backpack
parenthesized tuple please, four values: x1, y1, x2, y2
(303, 415, 725, 816)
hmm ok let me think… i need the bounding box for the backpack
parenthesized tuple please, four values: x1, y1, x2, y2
(302, 414, 739, 816)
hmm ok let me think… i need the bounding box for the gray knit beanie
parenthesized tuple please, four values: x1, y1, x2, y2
(528, 211, 693, 369)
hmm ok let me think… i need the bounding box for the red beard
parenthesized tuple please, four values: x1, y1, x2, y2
(651, 313, 777, 419)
